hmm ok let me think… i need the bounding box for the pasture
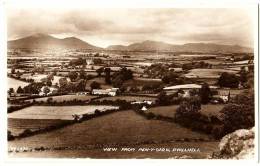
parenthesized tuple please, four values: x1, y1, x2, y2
(8, 105, 119, 120)
(8, 77, 29, 90)
(27, 94, 97, 102)
(8, 110, 217, 158)
(95, 95, 157, 102)
(185, 68, 237, 78)
(8, 118, 70, 136)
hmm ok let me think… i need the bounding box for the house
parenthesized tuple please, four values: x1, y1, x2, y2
(76, 92, 89, 95)
(92, 88, 119, 96)
(39, 86, 58, 96)
(131, 100, 153, 105)
(164, 84, 218, 98)
(141, 106, 148, 111)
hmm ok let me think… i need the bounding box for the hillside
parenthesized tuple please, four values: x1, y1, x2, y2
(107, 40, 253, 53)
(8, 33, 102, 50)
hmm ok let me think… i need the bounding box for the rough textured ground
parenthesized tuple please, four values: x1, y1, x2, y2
(9, 110, 218, 158)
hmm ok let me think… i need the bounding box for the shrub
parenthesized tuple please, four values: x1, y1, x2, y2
(218, 72, 239, 88)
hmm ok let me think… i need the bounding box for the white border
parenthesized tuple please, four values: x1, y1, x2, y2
(0, 0, 259, 166)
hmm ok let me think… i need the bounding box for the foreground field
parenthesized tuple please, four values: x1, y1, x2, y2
(148, 104, 224, 119)
(9, 110, 217, 158)
(8, 105, 119, 120)
(8, 119, 70, 136)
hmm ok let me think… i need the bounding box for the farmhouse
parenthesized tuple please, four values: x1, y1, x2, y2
(163, 84, 218, 98)
(163, 84, 218, 91)
(92, 88, 119, 96)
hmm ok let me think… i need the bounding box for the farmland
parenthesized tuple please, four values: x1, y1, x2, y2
(26, 94, 97, 102)
(7, 36, 254, 158)
(8, 105, 119, 120)
(8, 110, 218, 158)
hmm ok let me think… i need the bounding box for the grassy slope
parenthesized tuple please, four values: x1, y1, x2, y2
(9, 110, 218, 158)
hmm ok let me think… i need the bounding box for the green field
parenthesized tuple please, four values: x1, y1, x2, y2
(8, 110, 217, 158)
(185, 68, 237, 78)
(8, 105, 119, 120)
(96, 95, 157, 102)
(149, 105, 179, 118)
(8, 118, 70, 136)
(148, 104, 225, 119)
(27, 94, 97, 102)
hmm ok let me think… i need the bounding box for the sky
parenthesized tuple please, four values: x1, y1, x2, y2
(7, 7, 255, 48)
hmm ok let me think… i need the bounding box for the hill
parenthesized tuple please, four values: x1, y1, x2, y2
(107, 40, 252, 53)
(8, 33, 102, 50)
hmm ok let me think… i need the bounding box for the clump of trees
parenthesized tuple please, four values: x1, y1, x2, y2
(182, 61, 212, 71)
(218, 90, 254, 135)
(90, 81, 101, 90)
(143, 63, 180, 78)
(69, 57, 86, 66)
(174, 97, 202, 126)
(199, 83, 212, 104)
(111, 67, 133, 88)
(218, 72, 239, 88)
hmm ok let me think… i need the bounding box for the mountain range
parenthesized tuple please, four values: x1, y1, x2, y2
(8, 33, 253, 53)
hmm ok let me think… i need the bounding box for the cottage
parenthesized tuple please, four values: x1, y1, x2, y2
(164, 84, 218, 98)
(76, 92, 89, 95)
(92, 88, 119, 96)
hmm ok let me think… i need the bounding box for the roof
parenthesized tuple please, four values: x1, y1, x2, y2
(163, 84, 218, 90)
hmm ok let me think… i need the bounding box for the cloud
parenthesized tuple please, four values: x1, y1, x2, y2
(7, 8, 254, 47)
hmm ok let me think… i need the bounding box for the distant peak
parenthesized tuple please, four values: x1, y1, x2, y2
(64, 36, 78, 40)
(31, 33, 50, 37)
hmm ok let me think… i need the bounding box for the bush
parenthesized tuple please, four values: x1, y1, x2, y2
(8, 130, 14, 141)
(218, 72, 239, 88)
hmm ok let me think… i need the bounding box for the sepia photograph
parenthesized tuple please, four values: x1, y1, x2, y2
(3, 1, 258, 161)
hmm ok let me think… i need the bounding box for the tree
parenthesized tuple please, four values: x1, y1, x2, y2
(68, 71, 78, 82)
(162, 72, 179, 84)
(104, 67, 111, 84)
(157, 91, 171, 106)
(23, 82, 44, 94)
(8, 88, 14, 95)
(93, 58, 102, 64)
(239, 67, 248, 86)
(43, 86, 50, 95)
(79, 69, 86, 79)
(218, 72, 239, 88)
(11, 68, 15, 74)
(59, 77, 68, 88)
(111, 75, 123, 88)
(46, 80, 52, 87)
(16, 86, 24, 94)
(96, 67, 104, 76)
(90, 81, 101, 90)
(200, 83, 212, 104)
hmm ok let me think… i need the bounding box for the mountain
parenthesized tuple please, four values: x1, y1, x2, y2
(107, 40, 253, 53)
(8, 33, 102, 50)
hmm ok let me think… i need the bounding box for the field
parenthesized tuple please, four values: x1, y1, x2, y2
(95, 95, 157, 102)
(149, 105, 179, 118)
(8, 105, 119, 120)
(8, 77, 29, 90)
(148, 104, 225, 119)
(8, 118, 70, 136)
(185, 68, 237, 78)
(8, 110, 218, 158)
(27, 94, 97, 102)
